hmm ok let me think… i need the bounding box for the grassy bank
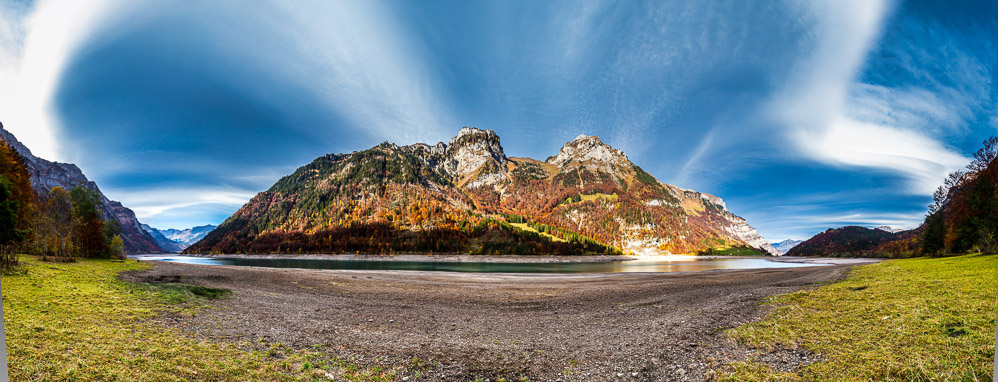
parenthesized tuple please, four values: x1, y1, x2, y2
(721, 253, 997, 381)
(1, 256, 392, 381)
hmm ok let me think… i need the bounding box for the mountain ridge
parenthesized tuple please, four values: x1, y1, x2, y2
(187, 127, 778, 256)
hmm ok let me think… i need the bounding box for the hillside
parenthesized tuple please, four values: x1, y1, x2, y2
(0, 123, 163, 253)
(786, 226, 903, 257)
(187, 128, 777, 256)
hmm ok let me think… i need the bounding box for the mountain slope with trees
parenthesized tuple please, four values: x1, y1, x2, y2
(188, 127, 777, 256)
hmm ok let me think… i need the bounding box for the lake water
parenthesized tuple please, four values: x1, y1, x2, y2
(130, 255, 825, 274)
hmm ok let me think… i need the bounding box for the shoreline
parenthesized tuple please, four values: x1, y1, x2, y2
(137, 253, 640, 263)
(131, 252, 880, 266)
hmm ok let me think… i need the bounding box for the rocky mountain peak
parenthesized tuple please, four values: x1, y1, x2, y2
(549, 135, 629, 166)
(547, 134, 634, 179)
(443, 127, 510, 188)
(447, 127, 506, 158)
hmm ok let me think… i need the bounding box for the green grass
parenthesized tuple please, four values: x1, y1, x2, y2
(140, 282, 233, 303)
(720, 253, 997, 381)
(1, 256, 395, 381)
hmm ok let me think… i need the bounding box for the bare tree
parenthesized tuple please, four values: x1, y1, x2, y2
(969, 136, 998, 173)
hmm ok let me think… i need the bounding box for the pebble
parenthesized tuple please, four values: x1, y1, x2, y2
(401, 377, 409, 381)
(631, 372, 639, 377)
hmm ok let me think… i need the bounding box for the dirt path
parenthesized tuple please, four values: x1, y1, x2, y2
(125, 261, 866, 381)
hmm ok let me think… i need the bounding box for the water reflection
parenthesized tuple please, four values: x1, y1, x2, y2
(130, 255, 821, 274)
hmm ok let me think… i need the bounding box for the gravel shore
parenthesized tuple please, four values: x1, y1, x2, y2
(125, 260, 869, 381)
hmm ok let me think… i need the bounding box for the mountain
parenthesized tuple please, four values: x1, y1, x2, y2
(786, 226, 898, 257)
(0, 123, 163, 253)
(186, 127, 778, 256)
(785, 226, 923, 257)
(141, 224, 185, 252)
(771, 239, 803, 254)
(141, 224, 216, 252)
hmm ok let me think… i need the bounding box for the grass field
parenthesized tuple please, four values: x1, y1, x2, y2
(720, 253, 998, 381)
(1, 256, 393, 381)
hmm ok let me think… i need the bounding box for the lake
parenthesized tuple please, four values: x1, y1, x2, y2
(130, 255, 826, 274)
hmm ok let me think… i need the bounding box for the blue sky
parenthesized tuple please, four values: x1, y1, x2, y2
(0, 0, 995, 240)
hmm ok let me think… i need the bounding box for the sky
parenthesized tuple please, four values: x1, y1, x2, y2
(0, 0, 995, 240)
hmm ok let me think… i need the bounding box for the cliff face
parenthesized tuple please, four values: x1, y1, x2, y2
(189, 127, 778, 256)
(0, 123, 163, 253)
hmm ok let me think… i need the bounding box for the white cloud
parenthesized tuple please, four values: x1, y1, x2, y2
(110, 187, 257, 222)
(770, 0, 890, 131)
(798, 117, 969, 194)
(770, 0, 971, 196)
(0, 0, 113, 161)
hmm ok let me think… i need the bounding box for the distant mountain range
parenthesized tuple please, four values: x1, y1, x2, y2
(187, 127, 778, 256)
(142, 224, 216, 252)
(0, 123, 163, 253)
(771, 239, 803, 255)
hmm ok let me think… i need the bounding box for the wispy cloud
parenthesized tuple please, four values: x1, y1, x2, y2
(768, 0, 890, 131)
(797, 118, 969, 194)
(273, 1, 456, 144)
(109, 186, 257, 228)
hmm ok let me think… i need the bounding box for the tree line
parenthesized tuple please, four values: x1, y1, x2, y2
(921, 136, 998, 256)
